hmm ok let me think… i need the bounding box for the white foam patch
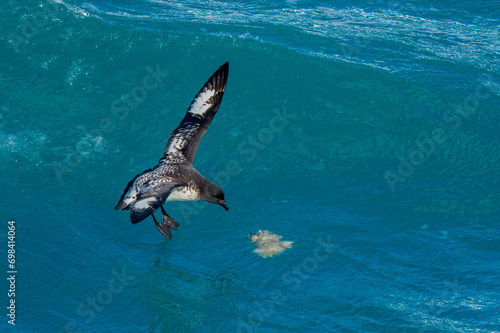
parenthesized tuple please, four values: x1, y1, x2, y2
(0, 129, 48, 166)
(66, 59, 84, 85)
(250, 230, 293, 258)
(75, 134, 108, 157)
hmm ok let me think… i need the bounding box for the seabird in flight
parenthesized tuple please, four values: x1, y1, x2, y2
(115, 62, 230, 238)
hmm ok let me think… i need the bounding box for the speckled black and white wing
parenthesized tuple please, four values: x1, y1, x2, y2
(161, 62, 229, 164)
(128, 181, 180, 224)
(114, 169, 183, 224)
(114, 168, 152, 211)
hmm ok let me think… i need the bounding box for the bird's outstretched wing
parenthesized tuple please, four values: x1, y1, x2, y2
(161, 62, 229, 164)
(129, 182, 181, 224)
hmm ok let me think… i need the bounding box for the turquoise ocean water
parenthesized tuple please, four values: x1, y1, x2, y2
(1, 0, 500, 332)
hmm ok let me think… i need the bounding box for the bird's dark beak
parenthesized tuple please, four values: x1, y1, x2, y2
(219, 200, 229, 211)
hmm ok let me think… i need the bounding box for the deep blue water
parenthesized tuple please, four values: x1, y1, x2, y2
(1, 0, 500, 332)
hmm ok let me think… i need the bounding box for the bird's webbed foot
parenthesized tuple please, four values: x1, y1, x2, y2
(161, 206, 180, 230)
(151, 207, 180, 239)
(152, 213, 172, 239)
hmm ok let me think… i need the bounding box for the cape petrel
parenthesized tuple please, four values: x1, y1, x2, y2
(115, 62, 229, 238)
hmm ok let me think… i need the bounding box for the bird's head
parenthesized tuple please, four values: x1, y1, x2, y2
(202, 183, 229, 211)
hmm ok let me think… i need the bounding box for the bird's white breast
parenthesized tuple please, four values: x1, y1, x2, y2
(166, 186, 200, 201)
